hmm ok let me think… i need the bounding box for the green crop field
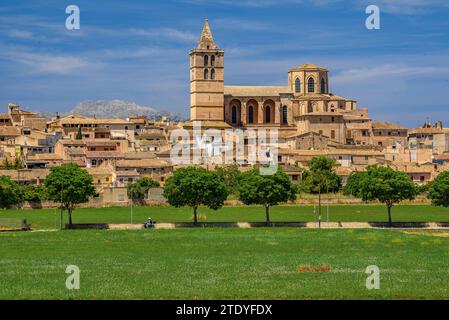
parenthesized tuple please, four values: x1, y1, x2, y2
(1, 228, 449, 299)
(0, 204, 449, 230)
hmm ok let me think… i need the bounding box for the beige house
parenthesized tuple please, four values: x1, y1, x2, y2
(372, 121, 408, 147)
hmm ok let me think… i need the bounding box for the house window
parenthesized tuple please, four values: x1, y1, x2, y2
(231, 105, 237, 124)
(204, 69, 209, 80)
(204, 55, 208, 66)
(211, 55, 215, 66)
(295, 78, 301, 93)
(248, 106, 254, 124)
(210, 68, 215, 80)
(320, 78, 326, 94)
(308, 77, 315, 93)
(282, 106, 288, 125)
(265, 106, 271, 123)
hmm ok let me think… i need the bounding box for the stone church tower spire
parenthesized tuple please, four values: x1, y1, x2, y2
(189, 20, 225, 122)
(198, 19, 217, 50)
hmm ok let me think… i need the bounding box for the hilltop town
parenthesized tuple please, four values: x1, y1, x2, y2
(1, 20, 448, 207)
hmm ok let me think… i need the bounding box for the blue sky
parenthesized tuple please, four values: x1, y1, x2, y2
(0, 0, 448, 127)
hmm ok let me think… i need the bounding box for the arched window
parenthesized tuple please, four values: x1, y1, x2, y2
(320, 78, 326, 94)
(248, 106, 254, 124)
(204, 55, 209, 66)
(210, 69, 215, 80)
(265, 106, 271, 123)
(308, 77, 315, 93)
(204, 69, 209, 80)
(211, 55, 215, 66)
(295, 78, 301, 93)
(282, 106, 288, 125)
(231, 105, 237, 124)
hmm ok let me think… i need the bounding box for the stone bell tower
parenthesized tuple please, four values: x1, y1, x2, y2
(189, 20, 225, 122)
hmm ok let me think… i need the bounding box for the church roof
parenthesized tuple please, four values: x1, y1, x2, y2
(290, 63, 328, 71)
(372, 121, 405, 130)
(224, 86, 291, 97)
(198, 19, 217, 50)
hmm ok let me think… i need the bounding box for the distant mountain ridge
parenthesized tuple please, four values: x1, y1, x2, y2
(40, 100, 187, 121)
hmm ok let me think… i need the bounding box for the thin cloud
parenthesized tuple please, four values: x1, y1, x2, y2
(129, 28, 197, 42)
(0, 48, 95, 75)
(333, 64, 449, 82)
(7, 29, 34, 40)
(356, 0, 449, 14)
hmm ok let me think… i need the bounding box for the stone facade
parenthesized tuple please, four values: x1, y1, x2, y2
(189, 20, 374, 146)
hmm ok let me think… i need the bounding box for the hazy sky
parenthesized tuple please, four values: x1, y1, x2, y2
(0, 0, 448, 126)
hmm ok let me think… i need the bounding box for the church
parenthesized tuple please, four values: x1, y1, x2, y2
(189, 20, 374, 146)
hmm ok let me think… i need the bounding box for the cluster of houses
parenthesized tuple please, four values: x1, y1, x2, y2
(1, 102, 448, 207)
(0, 104, 175, 205)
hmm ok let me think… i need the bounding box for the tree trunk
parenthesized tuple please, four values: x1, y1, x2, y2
(265, 204, 271, 227)
(68, 207, 73, 229)
(193, 206, 198, 226)
(387, 204, 392, 227)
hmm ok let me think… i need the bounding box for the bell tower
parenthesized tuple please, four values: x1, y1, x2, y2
(189, 20, 225, 122)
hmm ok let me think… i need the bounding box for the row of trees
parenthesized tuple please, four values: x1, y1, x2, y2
(1, 158, 449, 228)
(163, 157, 449, 227)
(344, 166, 449, 226)
(0, 176, 48, 208)
(163, 166, 298, 226)
(0, 163, 97, 227)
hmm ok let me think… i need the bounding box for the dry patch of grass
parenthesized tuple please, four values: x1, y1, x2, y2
(400, 230, 449, 237)
(297, 264, 332, 273)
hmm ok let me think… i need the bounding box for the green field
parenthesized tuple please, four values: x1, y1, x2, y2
(1, 204, 449, 230)
(1, 228, 449, 299)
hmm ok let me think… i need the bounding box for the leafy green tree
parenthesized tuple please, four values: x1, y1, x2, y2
(428, 171, 449, 207)
(127, 177, 160, 202)
(237, 168, 297, 226)
(20, 185, 47, 202)
(301, 156, 341, 194)
(301, 156, 341, 226)
(163, 167, 229, 225)
(215, 164, 241, 195)
(75, 126, 82, 140)
(13, 156, 24, 169)
(343, 171, 368, 197)
(357, 166, 418, 226)
(45, 163, 96, 228)
(0, 175, 21, 209)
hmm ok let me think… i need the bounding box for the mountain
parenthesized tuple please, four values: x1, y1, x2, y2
(41, 100, 187, 122)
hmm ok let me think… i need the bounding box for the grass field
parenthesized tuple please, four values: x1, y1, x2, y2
(0, 204, 449, 230)
(1, 228, 449, 299)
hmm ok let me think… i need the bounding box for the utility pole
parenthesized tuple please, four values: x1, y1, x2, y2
(60, 182, 63, 230)
(327, 184, 330, 224)
(318, 187, 321, 229)
(131, 199, 133, 224)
